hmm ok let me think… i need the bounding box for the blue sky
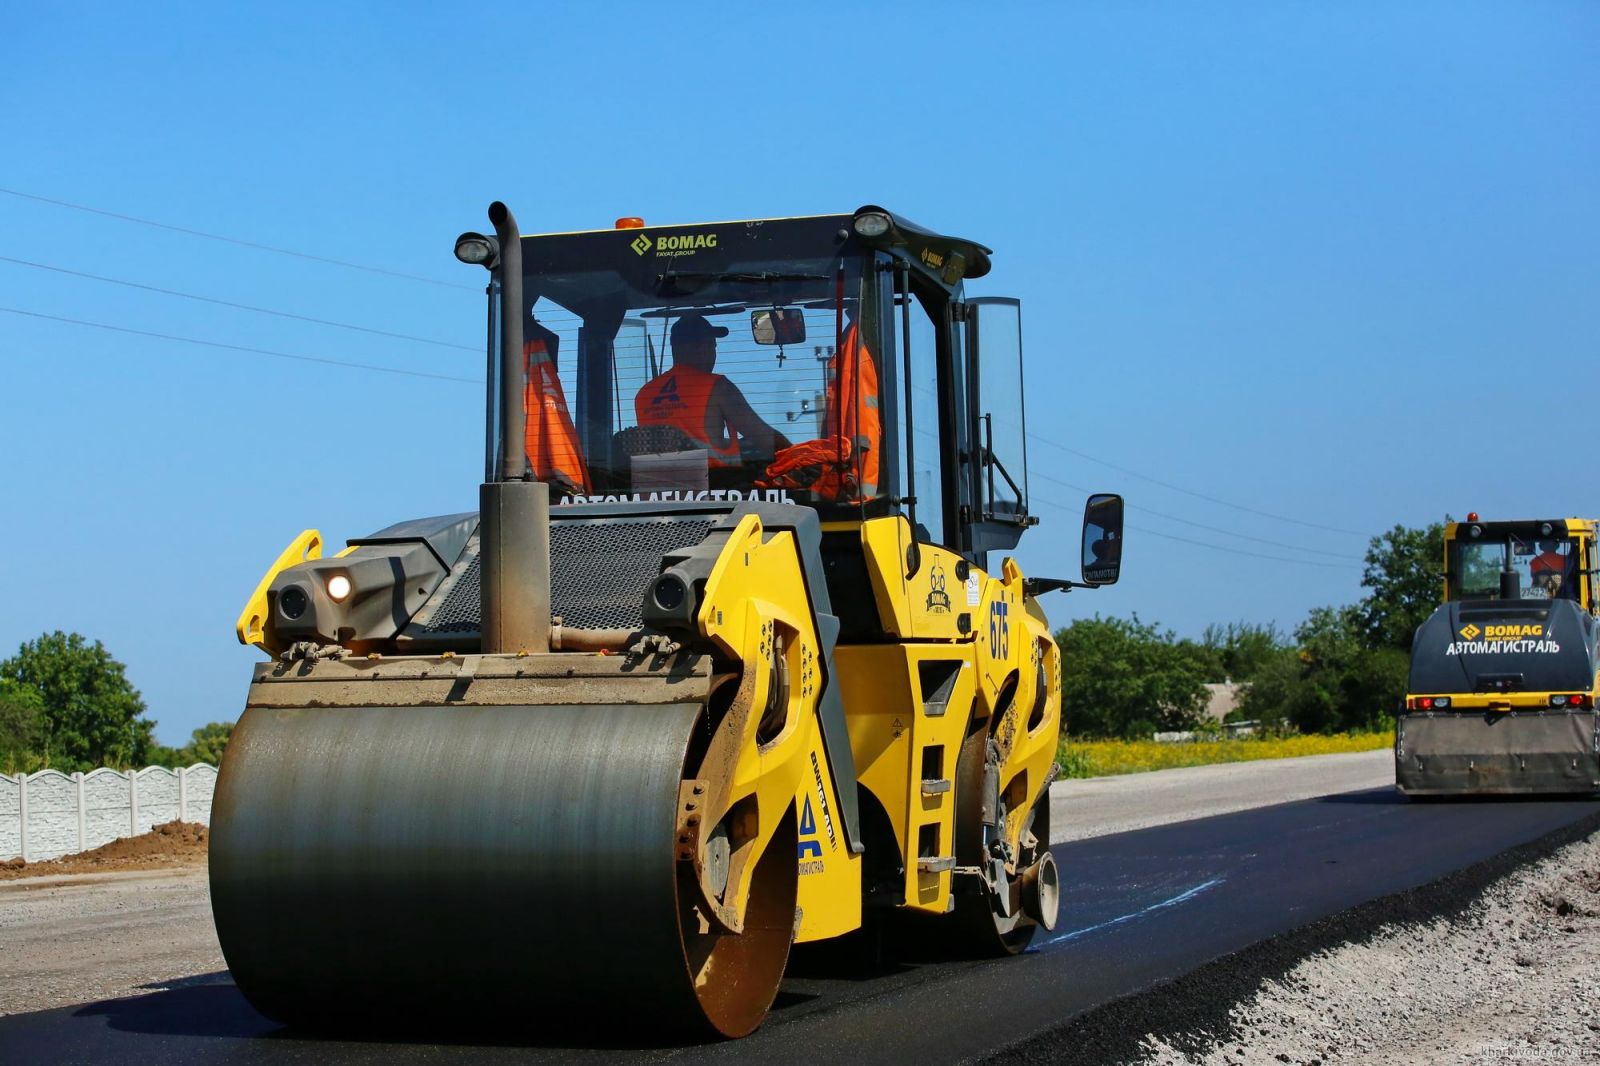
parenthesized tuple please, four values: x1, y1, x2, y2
(2, 3, 1595, 744)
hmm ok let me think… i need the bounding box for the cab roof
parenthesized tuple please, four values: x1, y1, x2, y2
(1445, 518, 1597, 539)
(519, 206, 992, 291)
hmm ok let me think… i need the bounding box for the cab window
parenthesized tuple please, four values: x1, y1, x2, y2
(1450, 534, 1581, 601)
(500, 253, 881, 509)
(968, 297, 1028, 521)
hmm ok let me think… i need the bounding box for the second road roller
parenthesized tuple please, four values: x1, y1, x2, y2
(1398, 514, 1600, 796)
(212, 202, 1124, 1037)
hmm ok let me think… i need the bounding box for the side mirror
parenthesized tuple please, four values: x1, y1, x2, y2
(751, 308, 806, 345)
(1081, 493, 1123, 585)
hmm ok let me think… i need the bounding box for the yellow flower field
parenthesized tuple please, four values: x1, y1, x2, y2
(1057, 731, 1394, 778)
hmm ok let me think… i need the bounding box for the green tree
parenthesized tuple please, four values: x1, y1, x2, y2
(1358, 521, 1446, 650)
(176, 721, 235, 765)
(1239, 606, 1407, 734)
(0, 678, 46, 775)
(1200, 621, 1286, 682)
(1055, 615, 1213, 738)
(0, 632, 158, 771)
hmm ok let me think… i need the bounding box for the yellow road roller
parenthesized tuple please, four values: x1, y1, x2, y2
(1398, 515, 1600, 796)
(213, 202, 1123, 1037)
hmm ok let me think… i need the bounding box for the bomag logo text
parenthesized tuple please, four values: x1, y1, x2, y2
(1486, 624, 1543, 639)
(636, 231, 719, 258)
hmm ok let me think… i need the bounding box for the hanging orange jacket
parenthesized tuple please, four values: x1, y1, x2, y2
(760, 436, 856, 498)
(523, 321, 591, 494)
(634, 365, 743, 466)
(823, 323, 882, 500)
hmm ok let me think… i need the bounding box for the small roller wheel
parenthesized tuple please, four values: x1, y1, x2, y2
(945, 723, 1051, 957)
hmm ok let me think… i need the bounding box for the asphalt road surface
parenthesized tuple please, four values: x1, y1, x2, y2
(2, 787, 1595, 1065)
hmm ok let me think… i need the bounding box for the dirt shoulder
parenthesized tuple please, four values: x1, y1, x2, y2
(1049, 748, 1395, 842)
(0, 865, 221, 1017)
(0, 821, 220, 1015)
(1134, 827, 1600, 1066)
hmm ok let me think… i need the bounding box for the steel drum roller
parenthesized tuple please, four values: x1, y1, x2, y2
(210, 701, 796, 1035)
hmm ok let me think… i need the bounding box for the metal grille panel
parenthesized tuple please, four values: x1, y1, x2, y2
(411, 518, 715, 635)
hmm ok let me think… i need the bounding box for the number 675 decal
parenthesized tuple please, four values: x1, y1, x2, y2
(989, 601, 1010, 660)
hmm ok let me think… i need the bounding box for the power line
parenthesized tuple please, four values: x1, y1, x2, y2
(0, 199, 1376, 547)
(0, 255, 479, 352)
(1033, 496, 1361, 571)
(0, 186, 477, 292)
(1028, 434, 1371, 538)
(0, 299, 1372, 566)
(1032, 468, 1363, 561)
(0, 307, 480, 384)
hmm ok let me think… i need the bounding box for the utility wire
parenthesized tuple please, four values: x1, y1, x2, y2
(0, 307, 479, 385)
(0, 196, 1371, 549)
(0, 186, 476, 292)
(0, 255, 479, 352)
(0, 298, 1366, 566)
(1033, 496, 1361, 571)
(1028, 434, 1370, 538)
(1032, 468, 1363, 561)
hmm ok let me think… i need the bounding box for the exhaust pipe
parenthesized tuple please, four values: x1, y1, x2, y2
(479, 201, 551, 655)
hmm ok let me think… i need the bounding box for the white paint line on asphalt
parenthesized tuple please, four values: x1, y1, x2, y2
(1045, 877, 1226, 946)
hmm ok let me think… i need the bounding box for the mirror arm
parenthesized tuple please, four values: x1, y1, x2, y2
(1023, 576, 1098, 597)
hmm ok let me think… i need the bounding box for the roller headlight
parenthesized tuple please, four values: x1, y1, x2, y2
(453, 231, 499, 266)
(326, 574, 352, 602)
(279, 586, 309, 620)
(652, 574, 687, 612)
(852, 212, 891, 238)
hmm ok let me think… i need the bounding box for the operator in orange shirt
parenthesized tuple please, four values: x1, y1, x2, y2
(636, 313, 790, 464)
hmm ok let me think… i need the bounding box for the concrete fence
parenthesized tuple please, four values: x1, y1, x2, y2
(0, 764, 218, 863)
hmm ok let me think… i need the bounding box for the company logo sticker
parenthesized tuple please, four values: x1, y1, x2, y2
(797, 796, 824, 874)
(634, 231, 718, 259)
(1458, 623, 1481, 640)
(809, 751, 838, 852)
(925, 564, 952, 614)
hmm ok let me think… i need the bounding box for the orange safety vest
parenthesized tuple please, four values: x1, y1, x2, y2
(522, 322, 591, 494)
(823, 324, 882, 499)
(634, 366, 743, 466)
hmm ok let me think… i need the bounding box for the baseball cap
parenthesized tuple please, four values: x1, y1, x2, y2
(671, 313, 730, 343)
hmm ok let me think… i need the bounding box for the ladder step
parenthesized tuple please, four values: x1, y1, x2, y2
(920, 778, 952, 796)
(917, 856, 956, 873)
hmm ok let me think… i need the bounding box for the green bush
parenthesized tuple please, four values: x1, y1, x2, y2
(1054, 615, 1212, 739)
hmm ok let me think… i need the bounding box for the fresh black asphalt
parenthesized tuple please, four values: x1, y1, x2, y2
(2, 787, 1594, 1065)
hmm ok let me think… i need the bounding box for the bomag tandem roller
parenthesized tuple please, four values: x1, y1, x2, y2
(1398, 515, 1600, 796)
(212, 203, 1123, 1037)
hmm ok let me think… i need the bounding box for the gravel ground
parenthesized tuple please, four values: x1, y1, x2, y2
(1134, 831, 1600, 1066)
(1049, 748, 1394, 842)
(0, 749, 1393, 1018)
(0, 866, 222, 1016)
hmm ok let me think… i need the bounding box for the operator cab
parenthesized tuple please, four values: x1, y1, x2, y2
(1446, 517, 1597, 611)
(472, 206, 1113, 580)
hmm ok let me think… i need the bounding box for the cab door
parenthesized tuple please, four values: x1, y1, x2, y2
(963, 297, 1033, 560)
